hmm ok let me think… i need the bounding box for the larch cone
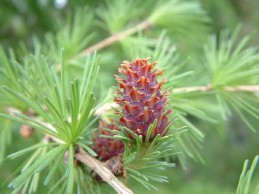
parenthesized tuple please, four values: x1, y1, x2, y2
(92, 120, 124, 161)
(115, 58, 172, 141)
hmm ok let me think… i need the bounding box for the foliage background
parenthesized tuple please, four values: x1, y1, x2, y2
(0, 0, 258, 193)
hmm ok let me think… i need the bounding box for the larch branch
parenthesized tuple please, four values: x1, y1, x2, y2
(94, 84, 259, 115)
(172, 85, 259, 93)
(75, 19, 151, 58)
(5, 107, 133, 194)
(4, 84, 258, 193)
(56, 19, 151, 70)
(75, 149, 133, 194)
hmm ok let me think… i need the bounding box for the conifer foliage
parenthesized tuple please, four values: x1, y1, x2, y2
(0, 0, 258, 194)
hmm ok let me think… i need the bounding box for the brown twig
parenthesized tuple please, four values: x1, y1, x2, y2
(74, 19, 152, 59)
(172, 85, 259, 93)
(172, 85, 213, 93)
(224, 85, 259, 93)
(75, 149, 133, 194)
(94, 84, 259, 115)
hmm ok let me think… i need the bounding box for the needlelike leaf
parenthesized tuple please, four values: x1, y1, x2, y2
(149, 0, 209, 49)
(66, 145, 75, 194)
(0, 119, 12, 165)
(236, 155, 259, 194)
(0, 113, 60, 140)
(44, 154, 63, 185)
(78, 143, 97, 157)
(9, 145, 67, 192)
(203, 27, 259, 131)
(7, 143, 57, 159)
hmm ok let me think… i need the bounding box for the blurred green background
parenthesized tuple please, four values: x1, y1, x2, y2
(0, 0, 258, 193)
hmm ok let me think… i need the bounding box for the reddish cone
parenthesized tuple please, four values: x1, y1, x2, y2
(92, 120, 124, 161)
(115, 58, 172, 140)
